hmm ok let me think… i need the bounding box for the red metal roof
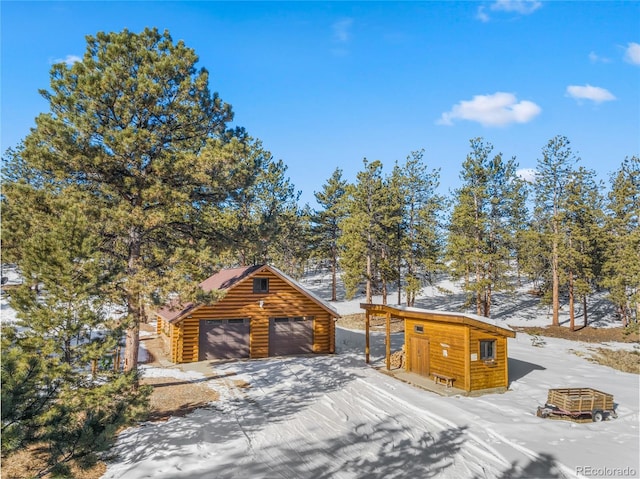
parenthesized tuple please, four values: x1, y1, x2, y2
(198, 265, 263, 292)
(156, 265, 264, 322)
(156, 298, 196, 322)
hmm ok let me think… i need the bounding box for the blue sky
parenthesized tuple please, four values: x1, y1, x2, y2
(2, 1, 639, 206)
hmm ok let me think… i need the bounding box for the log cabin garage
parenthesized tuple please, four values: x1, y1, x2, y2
(156, 265, 337, 363)
(361, 304, 516, 394)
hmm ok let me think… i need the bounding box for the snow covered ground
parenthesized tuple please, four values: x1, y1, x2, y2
(300, 273, 621, 330)
(3, 267, 637, 478)
(102, 324, 639, 479)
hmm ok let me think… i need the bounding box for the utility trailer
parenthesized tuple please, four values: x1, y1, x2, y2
(537, 388, 617, 422)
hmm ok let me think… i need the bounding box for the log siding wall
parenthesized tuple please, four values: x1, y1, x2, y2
(160, 269, 336, 363)
(468, 327, 509, 391)
(403, 316, 511, 392)
(405, 319, 470, 391)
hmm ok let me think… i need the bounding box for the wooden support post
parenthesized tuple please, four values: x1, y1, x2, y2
(385, 312, 391, 370)
(365, 310, 370, 364)
(504, 337, 509, 388)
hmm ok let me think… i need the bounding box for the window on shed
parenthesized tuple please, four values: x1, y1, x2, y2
(480, 340, 496, 360)
(414, 325, 424, 334)
(253, 278, 269, 293)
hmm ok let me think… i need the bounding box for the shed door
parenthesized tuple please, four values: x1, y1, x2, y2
(199, 319, 250, 360)
(409, 336, 430, 376)
(269, 317, 313, 356)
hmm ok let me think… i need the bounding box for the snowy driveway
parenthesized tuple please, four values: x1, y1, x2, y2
(102, 329, 639, 479)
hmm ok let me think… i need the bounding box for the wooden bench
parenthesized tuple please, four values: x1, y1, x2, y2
(433, 373, 455, 388)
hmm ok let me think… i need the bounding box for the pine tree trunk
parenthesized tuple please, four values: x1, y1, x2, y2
(381, 247, 388, 305)
(583, 294, 588, 328)
(366, 240, 372, 304)
(397, 223, 402, 306)
(406, 260, 413, 307)
(476, 271, 482, 316)
(552, 227, 560, 326)
(465, 262, 470, 290)
(382, 279, 387, 305)
(114, 346, 121, 372)
(485, 285, 491, 317)
(474, 193, 482, 316)
(124, 320, 140, 374)
(331, 249, 337, 302)
(569, 269, 575, 331)
(619, 305, 627, 328)
(124, 227, 142, 377)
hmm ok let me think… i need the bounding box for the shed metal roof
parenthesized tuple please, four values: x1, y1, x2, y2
(360, 303, 516, 338)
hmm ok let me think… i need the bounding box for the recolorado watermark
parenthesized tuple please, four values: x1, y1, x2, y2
(576, 465, 637, 477)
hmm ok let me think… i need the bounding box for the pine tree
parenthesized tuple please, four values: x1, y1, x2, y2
(1, 188, 148, 475)
(375, 164, 404, 305)
(533, 135, 578, 326)
(561, 167, 604, 330)
(312, 168, 348, 301)
(7, 28, 243, 374)
(602, 156, 640, 326)
(252, 157, 302, 270)
(339, 159, 386, 302)
(397, 150, 443, 307)
(485, 152, 529, 317)
(263, 204, 310, 278)
(510, 174, 532, 286)
(214, 141, 303, 273)
(446, 139, 526, 316)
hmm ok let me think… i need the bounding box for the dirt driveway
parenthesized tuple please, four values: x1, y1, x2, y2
(139, 324, 221, 420)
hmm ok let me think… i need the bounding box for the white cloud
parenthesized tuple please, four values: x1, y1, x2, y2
(476, 6, 490, 23)
(516, 168, 536, 183)
(52, 54, 81, 66)
(589, 51, 611, 64)
(566, 84, 616, 103)
(624, 42, 640, 65)
(332, 18, 353, 43)
(476, 1, 541, 23)
(490, 0, 542, 14)
(437, 92, 542, 127)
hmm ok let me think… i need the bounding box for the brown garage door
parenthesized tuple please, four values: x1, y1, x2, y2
(199, 319, 250, 360)
(269, 317, 313, 356)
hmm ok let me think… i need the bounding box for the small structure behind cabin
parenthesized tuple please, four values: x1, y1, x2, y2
(361, 303, 516, 395)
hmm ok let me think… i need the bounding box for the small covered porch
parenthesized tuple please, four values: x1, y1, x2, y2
(361, 303, 515, 395)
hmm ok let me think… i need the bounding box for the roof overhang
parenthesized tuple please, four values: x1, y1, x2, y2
(360, 303, 516, 338)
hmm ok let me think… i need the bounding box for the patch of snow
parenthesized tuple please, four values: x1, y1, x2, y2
(139, 366, 204, 382)
(138, 341, 150, 363)
(0, 297, 18, 324)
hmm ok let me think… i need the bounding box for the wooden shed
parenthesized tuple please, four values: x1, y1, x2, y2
(361, 304, 516, 394)
(157, 265, 337, 363)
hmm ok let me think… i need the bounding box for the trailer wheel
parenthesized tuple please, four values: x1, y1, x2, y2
(592, 411, 604, 422)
